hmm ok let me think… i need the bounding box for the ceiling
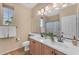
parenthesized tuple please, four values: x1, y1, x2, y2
(21, 3, 37, 8)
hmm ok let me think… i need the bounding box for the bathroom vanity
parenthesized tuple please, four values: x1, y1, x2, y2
(29, 33, 79, 55)
(29, 38, 65, 55)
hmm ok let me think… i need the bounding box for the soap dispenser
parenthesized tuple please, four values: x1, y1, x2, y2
(72, 35, 77, 46)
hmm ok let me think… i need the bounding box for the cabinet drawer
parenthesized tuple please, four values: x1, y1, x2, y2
(29, 39, 41, 55)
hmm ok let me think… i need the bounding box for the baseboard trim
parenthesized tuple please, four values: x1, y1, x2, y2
(3, 47, 24, 55)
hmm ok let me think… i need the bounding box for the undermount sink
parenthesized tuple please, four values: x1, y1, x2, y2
(57, 40, 79, 49)
(55, 42, 69, 48)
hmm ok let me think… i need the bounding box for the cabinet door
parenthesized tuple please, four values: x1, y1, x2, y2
(34, 41, 41, 55)
(54, 50, 65, 55)
(29, 39, 36, 55)
(41, 44, 54, 55)
(29, 39, 41, 55)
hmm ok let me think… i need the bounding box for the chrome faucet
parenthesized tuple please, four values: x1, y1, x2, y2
(58, 32, 64, 42)
(58, 35, 64, 42)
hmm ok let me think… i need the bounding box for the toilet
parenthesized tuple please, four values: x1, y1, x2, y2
(23, 41, 30, 51)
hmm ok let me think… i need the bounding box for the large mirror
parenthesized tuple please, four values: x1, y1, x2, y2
(44, 15, 60, 37)
(60, 4, 77, 39)
(45, 21, 59, 34)
(40, 15, 60, 38)
(60, 14, 77, 39)
(39, 3, 78, 40)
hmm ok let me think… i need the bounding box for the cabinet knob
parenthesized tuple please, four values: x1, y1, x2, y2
(54, 53, 57, 55)
(33, 41, 35, 43)
(51, 51, 54, 54)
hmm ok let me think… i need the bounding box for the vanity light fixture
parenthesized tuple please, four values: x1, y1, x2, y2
(38, 3, 65, 16)
(37, 9, 45, 15)
(38, 9, 45, 15)
(38, 10, 41, 15)
(41, 9, 44, 14)
(45, 6, 49, 11)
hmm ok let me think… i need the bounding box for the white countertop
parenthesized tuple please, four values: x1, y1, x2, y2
(29, 33, 79, 55)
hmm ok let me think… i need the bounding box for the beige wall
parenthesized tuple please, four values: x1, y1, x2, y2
(0, 4, 3, 25)
(14, 4, 31, 42)
(77, 4, 79, 13)
(0, 3, 31, 54)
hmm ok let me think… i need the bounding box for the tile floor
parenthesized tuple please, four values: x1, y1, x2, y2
(4, 47, 31, 55)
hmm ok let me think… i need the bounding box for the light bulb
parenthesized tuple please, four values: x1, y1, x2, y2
(38, 11, 41, 15)
(53, 3, 57, 8)
(45, 6, 49, 11)
(41, 9, 44, 14)
(62, 4, 68, 7)
(41, 13, 43, 15)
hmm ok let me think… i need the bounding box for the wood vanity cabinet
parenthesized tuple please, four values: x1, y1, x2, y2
(34, 40, 41, 55)
(29, 39, 41, 55)
(29, 39, 35, 54)
(41, 44, 54, 55)
(29, 39, 65, 55)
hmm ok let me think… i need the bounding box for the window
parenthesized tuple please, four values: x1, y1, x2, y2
(40, 19, 44, 27)
(3, 6, 13, 25)
(40, 18, 45, 33)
